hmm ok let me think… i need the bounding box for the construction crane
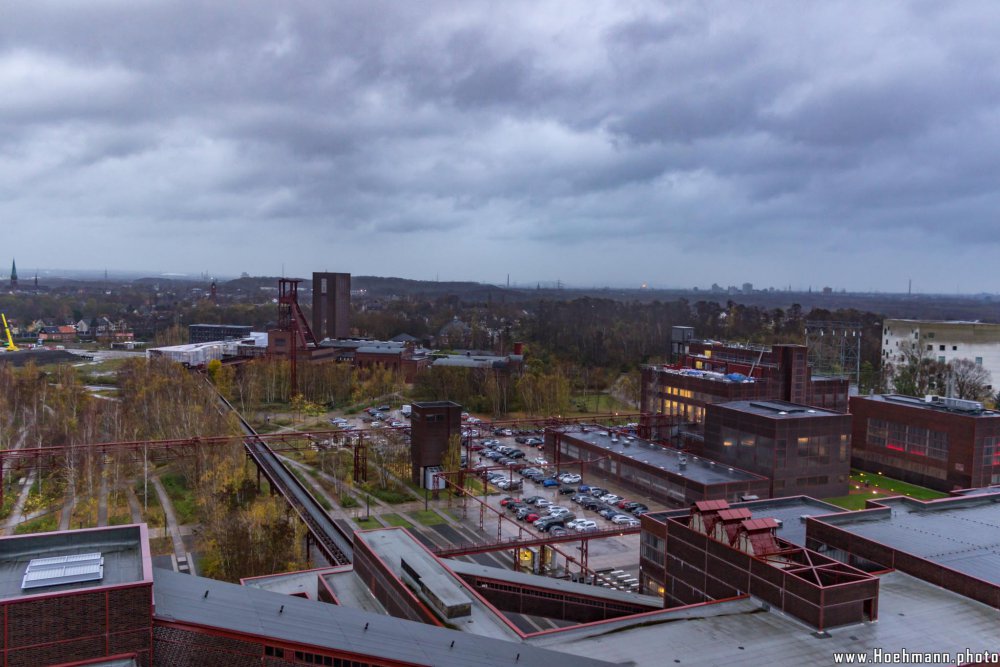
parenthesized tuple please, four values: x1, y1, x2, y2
(2, 314, 18, 352)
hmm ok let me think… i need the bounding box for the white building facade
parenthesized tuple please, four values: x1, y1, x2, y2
(882, 319, 1000, 391)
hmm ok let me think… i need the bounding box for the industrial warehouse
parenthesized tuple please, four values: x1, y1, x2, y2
(2, 487, 997, 666)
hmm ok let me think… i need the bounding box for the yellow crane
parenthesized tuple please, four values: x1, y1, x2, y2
(2, 314, 18, 352)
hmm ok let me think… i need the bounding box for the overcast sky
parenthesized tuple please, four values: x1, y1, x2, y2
(3, 1, 999, 292)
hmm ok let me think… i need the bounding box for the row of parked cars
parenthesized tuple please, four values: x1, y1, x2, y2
(499, 483, 646, 534)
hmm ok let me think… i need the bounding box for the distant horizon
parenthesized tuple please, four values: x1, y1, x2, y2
(7, 264, 998, 298)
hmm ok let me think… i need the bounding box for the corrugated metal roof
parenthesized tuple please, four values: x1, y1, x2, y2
(153, 569, 616, 667)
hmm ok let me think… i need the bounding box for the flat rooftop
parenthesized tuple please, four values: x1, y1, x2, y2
(355, 528, 520, 640)
(646, 366, 757, 384)
(0, 525, 150, 601)
(714, 400, 845, 419)
(814, 494, 1000, 586)
(528, 571, 999, 666)
(558, 426, 767, 486)
(647, 496, 846, 547)
(858, 393, 1000, 417)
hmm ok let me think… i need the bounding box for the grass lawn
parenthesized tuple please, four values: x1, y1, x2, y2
(160, 473, 198, 524)
(381, 513, 413, 528)
(367, 486, 414, 504)
(409, 510, 445, 526)
(850, 470, 948, 500)
(355, 517, 381, 529)
(15, 513, 58, 535)
(823, 470, 948, 510)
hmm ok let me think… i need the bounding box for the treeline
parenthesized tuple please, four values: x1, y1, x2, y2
(411, 361, 571, 416)
(522, 298, 884, 370)
(223, 358, 404, 413)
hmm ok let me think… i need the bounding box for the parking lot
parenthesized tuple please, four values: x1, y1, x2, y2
(463, 433, 669, 579)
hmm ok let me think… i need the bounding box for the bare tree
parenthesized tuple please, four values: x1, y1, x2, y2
(948, 359, 993, 401)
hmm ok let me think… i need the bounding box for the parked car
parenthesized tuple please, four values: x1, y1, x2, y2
(597, 507, 619, 520)
(632, 508, 649, 517)
(600, 494, 621, 504)
(508, 449, 526, 459)
(582, 498, 604, 511)
(589, 487, 608, 498)
(577, 485, 591, 493)
(499, 496, 518, 507)
(570, 494, 588, 504)
(542, 478, 560, 488)
(524, 512, 540, 523)
(534, 498, 552, 508)
(532, 457, 549, 465)
(611, 514, 639, 526)
(574, 519, 598, 532)
(547, 506, 570, 516)
(527, 473, 547, 483)
(558, 486, 576, 495)
(559, 473, 582, 484)
(549, 526, 568, 536)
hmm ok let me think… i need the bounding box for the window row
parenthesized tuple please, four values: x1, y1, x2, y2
(867, 418, 948, 460)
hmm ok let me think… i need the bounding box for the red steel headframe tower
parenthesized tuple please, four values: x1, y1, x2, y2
(278, 278, 318, 398)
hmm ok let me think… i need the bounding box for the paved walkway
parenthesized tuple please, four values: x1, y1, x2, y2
(59, 481, 76, 530)
(125, 485, 143, 524)
(150, 475, 188, 566)
(97, 471, 109, 527)
(3, 471, 36, 535)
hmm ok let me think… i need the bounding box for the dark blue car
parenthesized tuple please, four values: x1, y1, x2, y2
(542, 478, 560, 488)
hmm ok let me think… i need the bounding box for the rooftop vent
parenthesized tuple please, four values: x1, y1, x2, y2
(22, 552, 104, 590)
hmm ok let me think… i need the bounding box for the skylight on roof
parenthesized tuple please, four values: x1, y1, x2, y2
(21, 552, 104, 590)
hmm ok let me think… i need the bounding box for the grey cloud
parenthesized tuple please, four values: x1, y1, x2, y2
(2, 1, 1000, 289)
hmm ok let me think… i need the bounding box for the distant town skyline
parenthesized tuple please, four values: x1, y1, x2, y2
(4, 2, 1000, 291)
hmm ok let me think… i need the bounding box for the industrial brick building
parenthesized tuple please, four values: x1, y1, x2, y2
(410, 401, 463, 487)
(850, 393, 1000, 491)
(546, 425, 770, 507)
(639, 499, 878, 630)
(640, 340, 850, 441)
(702, 400, 852, 498)
(0, 525, 153, 666)
(312, 272, 352, 341)
(4, 497, 1000, 667)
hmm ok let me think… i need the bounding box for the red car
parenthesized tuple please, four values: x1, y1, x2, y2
(524, 513, 540, 523)
(499, 497, 519, 507)
(616, 499, 632, 509)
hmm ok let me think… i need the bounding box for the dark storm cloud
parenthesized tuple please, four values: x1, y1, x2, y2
(2, 1, 1000, 288)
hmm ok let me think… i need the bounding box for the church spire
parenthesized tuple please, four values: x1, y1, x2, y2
(9, 259, 17, 290)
